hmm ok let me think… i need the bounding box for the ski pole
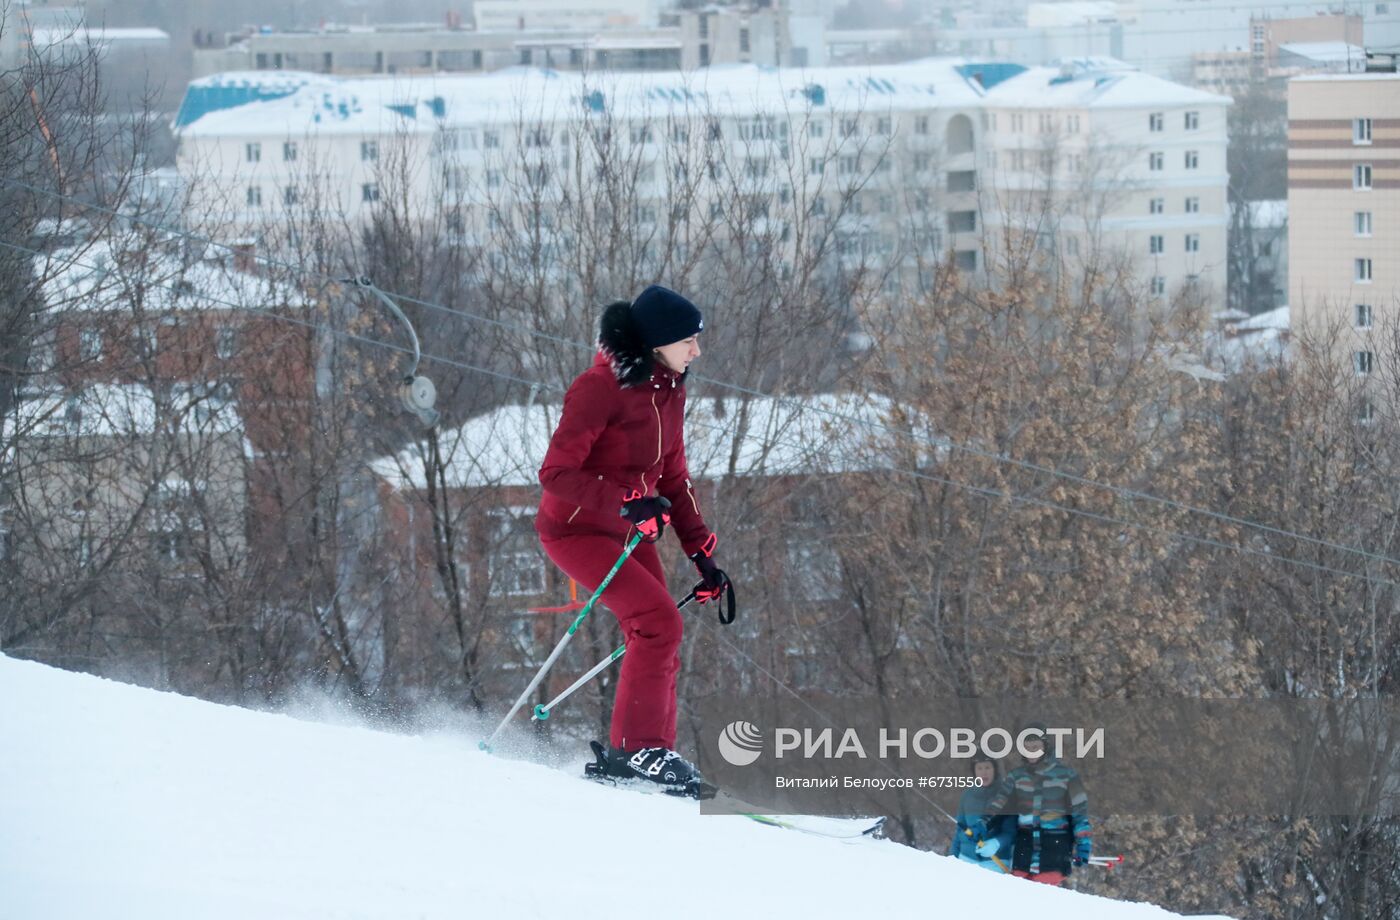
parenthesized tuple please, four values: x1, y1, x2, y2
(480, 530, 645, 752)
(1087, 855, 1124, 869)
(965, 828, 1012, 874)
(532, 589, 698, 722)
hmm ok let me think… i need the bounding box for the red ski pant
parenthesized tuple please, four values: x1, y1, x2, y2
(1012, 870, 1067, 886)
(540, 532, 681, 751)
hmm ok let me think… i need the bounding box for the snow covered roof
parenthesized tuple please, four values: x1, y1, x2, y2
(1277, 42, 1366, 66)
(29, 26, 170, 47)
(174, 57, 1226, 138)
(1233, 304, 1289, 334)
(1291, 72, 1400, 83)
(3, 383, 243, 442)
(37, 237, 307, 315)
(1026, 2, 1118, 28)
(987, 58, 1230, 109)
(175, 62, 970, 136)
(368, 392, 935, 491)
(1206, 305, 1290, 374)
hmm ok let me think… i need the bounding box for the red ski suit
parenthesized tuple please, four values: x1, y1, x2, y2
(535, 351, 713, 751)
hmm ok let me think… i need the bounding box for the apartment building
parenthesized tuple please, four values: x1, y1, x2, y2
(1288, 71, 1400, 406)
(172, 58, 1229, 305)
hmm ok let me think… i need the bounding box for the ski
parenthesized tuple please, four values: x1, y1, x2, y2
(737, 811, 887, 841)
(584, 770, 719, 801)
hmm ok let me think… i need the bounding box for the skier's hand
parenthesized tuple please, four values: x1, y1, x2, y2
(968, 820, 989, 841)
(690, 543, 727, 604)
(620, 493, 671, 541)
(975, 839, 1000, 858)
(1073, 837, 1092, 866)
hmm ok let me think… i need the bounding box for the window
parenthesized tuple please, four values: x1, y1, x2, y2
(283, 186, 297, 206)
(915, 115, 930, 135)
(486, 169, 502, 189)
(484, 130, 500, 149)
(360, 140, 378, 162)
(1355, 164, 1372, 190)
(808, 120, 825, 139)
(1355, 351, 1374, 375)
(1354, 118, 1372, 145)
(1358, 399, 1376, 426)
(954, 250, 977, 272)
(216, 327, 238, 359)
(1356, 303, 1373, 329)
(282, 141, 297, 162)
(1185, 196, 1200, 213)
(840, 117, 859, 138)
(948, 211, 976, 232)
(1185, 233, 1200, 252)
(786, 541, 843, 600)
(745, 157, 769, 179)
(1010, 113, 1024, 132)
(361, 183, 380, 203)
(876, 116, 892, 136)
(1185, 110, 1199, 130)
(1149, 112, 1163, 132)
(1149, 152, 1164, 171)
(488, 507, 547, 595)
(1356, 257, 1373, 282)
(1184, 150, 1199, 169)
(1066, 114, 1080, 133)
(79, 328, 103, 360)
(135, 325, 158, 356)
(914, 153, 932, 173)
(739, 27, 750, 53)
(808, 157, 824, 176)
(839, 155, 859, 175)
(246, 185, 262, 207)
(629, 124, 652, 144)
(1150, 197, 1165, 214)
(1149, 234, 1164, 255)
(1038, 113, 1053, 133)
(1151, 275, 1166, 296)
(151, 480, 202, 565)
(1355, 211, 1373, 236)
(245, 142, 261, 162)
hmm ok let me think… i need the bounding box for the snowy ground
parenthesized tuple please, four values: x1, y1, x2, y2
(0, 655, 1234, 919)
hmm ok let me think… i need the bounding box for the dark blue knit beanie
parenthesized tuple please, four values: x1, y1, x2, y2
(630, 285, 704, 349)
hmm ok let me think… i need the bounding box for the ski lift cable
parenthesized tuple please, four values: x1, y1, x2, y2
(4, 178, 1399, 575)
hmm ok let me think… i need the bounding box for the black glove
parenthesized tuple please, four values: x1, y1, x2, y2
(690, 551, 727, 604)
(619, 493, 671, 541)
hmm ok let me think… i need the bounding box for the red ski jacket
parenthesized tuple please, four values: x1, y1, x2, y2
(536, 351, 713, 557)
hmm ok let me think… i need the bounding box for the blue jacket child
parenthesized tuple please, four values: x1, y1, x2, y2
(948, 752, 1016, 872)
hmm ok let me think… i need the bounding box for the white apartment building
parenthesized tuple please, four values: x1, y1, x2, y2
(173, 58, 1228, 303)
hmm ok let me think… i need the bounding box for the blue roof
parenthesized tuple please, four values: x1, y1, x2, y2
(174, 81, 303, 128)
(954, 62, 1026, 91)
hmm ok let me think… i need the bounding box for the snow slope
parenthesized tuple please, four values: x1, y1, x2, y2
(0, 655, 1232, 920)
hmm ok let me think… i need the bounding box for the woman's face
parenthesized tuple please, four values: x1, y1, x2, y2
(654, 335, 702, 373)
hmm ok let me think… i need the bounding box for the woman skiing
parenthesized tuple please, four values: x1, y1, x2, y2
(536, 285, 727, 797)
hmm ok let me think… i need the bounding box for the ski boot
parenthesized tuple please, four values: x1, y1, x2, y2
(585, 741, 718, 800)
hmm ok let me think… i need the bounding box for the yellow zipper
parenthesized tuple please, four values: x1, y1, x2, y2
(651, 392, 663, 466)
